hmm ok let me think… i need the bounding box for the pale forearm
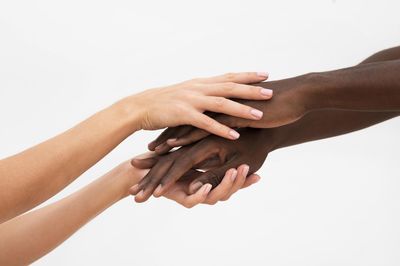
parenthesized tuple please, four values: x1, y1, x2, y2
(0, 100, 139, 223)
(0, 161, 142, 265)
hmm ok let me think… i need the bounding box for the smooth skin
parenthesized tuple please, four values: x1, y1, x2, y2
(0, 72, 272, 223)
(134, 46, 400, 198)
(0, 157, 259, 265)
(149, 46, 400, 150)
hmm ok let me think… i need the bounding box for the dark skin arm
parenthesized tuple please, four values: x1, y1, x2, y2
(149, 46, 400, 152)
(130, 47, 400, 201)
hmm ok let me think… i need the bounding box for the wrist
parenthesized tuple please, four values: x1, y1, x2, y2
(110, 96, 145, 133)
(104, 162, 143, 201)
(260, 125, 295, 152)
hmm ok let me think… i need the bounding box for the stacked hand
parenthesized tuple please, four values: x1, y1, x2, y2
(148, 75, 311, 152)
(125, 72, 273, 140)
(129, 48, 400, 206)
(129, 76, 309, 204)
(131, 128, 276, 205)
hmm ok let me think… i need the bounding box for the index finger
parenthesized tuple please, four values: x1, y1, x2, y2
(199, 72, 268, 84)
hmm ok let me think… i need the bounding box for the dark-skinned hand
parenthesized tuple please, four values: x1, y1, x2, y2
(148, 75, 311, 153)
(130, 128, 273, 203)
(130, 153, 260, 207)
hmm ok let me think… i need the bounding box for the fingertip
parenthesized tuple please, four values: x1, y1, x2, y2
(129, 184, 139, 195)
(203, 184, 212, 195)
(166, 138, 180, 147)
(228, 129, 240, 140)
(190, 181, 204, 194)
(148, 141, 157, 151)
(153, 184, 163, 198)
(250, 174, 261, 183)
(241, 165, 250, 177)
(250, 109, 264, 120)
(260, 88, 273, 99)
(230, 169, 238, 182)
(134, 190, 145, 203)
(256, 72, 269, 79)
(242, 174, 261, 189)
(155, 143, 172, 155)
(130, 158, 140, 167)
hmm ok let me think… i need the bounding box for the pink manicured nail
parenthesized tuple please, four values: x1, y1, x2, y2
(257, 72, 269, 78)
(242, 165, 250, 177)
(203, 184, 212, 195)
(129, 184, 139, 195)
(250, 109, 263, 119)
(229, 130, 240, 139)
(231, 170, 238, 182)
(260, 88, 273, 97)
(154, 184, 163, 197)
(136, 190, 144, 198)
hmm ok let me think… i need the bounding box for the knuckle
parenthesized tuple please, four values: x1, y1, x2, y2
(180, 155, 196, 166)
(247, 84, 258, 92)
(200, 117, 214, 128)
(175, 103, 188, 113)
(214, 97, 226, 108)
(224, 81, 236, 88)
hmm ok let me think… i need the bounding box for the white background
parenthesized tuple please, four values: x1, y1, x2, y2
(1, 0, 399, 265)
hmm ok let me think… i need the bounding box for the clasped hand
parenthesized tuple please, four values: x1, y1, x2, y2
(129, 76, 311, 206)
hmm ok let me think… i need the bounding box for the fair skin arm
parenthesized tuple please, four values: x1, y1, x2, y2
(0, 159, 258, 265)
(0, 72, 271, 223)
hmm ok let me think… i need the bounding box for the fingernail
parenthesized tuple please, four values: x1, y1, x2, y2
(203, 184, 212, 195)
(167, 138, 177, 144)
(137, 190, 144, 198)
(250, 109, 263, 119)
(154, 184, 163, 197)
(148, 141, 157, 150)
(254, 176, 261, 183)
(154, 144, 163, 151)
(191, 182, 203, 192)
(129, 184, 139, 195)
(260, 88, 273, 97)
(229, 130, 240, 139)
(231, 170, 238, 182)
(257, 72, 269, 78)
(242, 165, 250, 177)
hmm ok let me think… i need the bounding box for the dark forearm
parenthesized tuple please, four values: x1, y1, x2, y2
(269, 110, 398, 151)
(267, 46, 400, 150)
(307, 60, 400, 111)
(361, 46, 400, 64)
